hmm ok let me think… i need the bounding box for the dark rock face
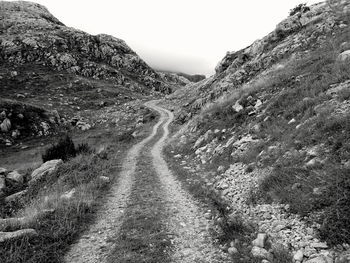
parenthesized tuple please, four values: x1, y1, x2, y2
(0, 1, 171, 93)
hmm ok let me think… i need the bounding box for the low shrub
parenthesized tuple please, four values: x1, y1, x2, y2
(42, 135, 92, 162)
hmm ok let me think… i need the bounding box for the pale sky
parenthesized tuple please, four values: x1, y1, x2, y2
(12, 0, 323, 76)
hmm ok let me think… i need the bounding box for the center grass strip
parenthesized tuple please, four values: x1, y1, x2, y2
(107, 143, 172, 263)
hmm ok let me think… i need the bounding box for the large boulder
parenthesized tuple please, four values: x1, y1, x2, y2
(29, 159, 62, 185)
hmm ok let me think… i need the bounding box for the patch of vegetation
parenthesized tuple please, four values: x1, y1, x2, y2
(42, 135, 93, 162)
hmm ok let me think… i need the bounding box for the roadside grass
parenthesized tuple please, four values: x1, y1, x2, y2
(0, 145, 121, 263)
(0, 117, 157, 263)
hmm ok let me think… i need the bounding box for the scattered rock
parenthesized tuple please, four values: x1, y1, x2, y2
(60, 188, 76, 200)
(338, 50, 350, 61)
(304, 255, 332, 263)
(252, 233, 267, 248)
(11, 129, 20, 139)
(232, 101, 244, 112)
(0, 168, 7, 175)
(217, 165, 226, 173)
(76, 121, 91, 131)
(6, 170, 24, 184)
(5, 190, 28, 204)
(30, 159, 62, 185)
(288, 118, 296, 124)
(294, 249, 304, 261)
(254, 99, 263, 109)
(0, 174, 5, 196)
(0, 118, 11, 132)
(10, 71, 18, 77)
(305, 158, 322, 168)
(311, 242, 328, 249)
(228, 246, 239, 255)
(0, 209, 55, 231)
(99, 176, 110, 185)
(0, 229, 37, 243)
(251, 246, 273, 261)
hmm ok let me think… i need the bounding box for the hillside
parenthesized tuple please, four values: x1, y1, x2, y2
(164, 0, 350, 262)
(0, 1, 173, 93)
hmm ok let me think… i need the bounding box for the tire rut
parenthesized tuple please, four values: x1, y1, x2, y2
(64, 107, 166, 263)
(65, 100, 230, 263)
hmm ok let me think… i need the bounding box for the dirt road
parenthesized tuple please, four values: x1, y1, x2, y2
(64, 100, 229, 263)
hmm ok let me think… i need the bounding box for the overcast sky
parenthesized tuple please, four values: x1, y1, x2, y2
(15, 0, 323, 76)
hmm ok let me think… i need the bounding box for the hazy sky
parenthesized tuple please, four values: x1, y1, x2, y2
(12, 0, 323, 75)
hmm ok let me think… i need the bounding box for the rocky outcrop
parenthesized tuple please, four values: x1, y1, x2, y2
(0, 99, 60, 146)
(0, 1, 171, 94)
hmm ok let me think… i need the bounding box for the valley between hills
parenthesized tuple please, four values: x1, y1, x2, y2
(1, 1, 350, 263)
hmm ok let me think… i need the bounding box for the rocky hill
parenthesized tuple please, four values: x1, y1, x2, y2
(0, 1, 173, 93)
(164, 0, 350, 262)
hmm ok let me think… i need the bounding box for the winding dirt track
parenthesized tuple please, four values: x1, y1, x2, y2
(64, 100, 229, 263)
